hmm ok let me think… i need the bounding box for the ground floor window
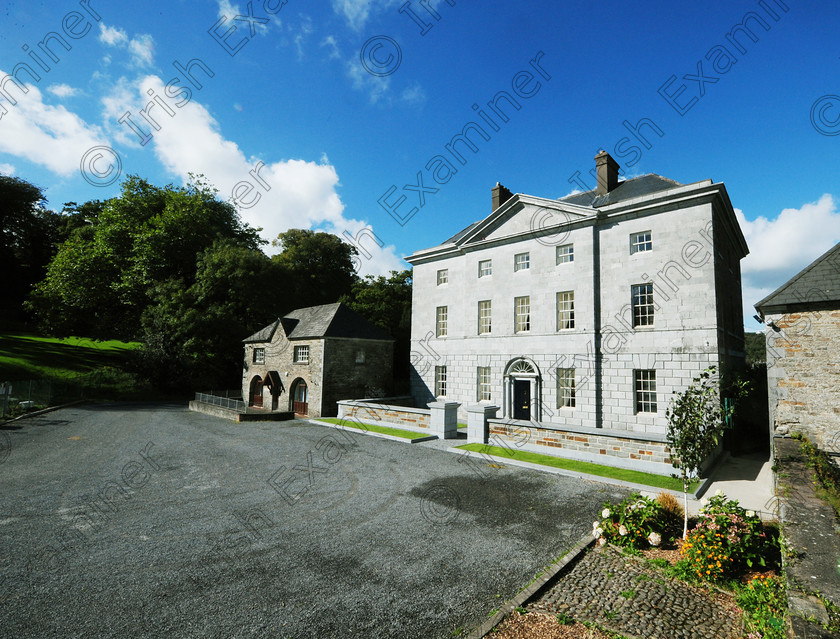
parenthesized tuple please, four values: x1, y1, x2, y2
(556, 368, 575, 408)
(634, 369, 657, 413)
(477, 366, 491, 401)
(434, 365, 447, 397)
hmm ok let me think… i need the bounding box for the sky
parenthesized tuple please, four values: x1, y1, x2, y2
(1, 0, 838, 332)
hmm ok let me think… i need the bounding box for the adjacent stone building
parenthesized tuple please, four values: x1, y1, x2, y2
(755, 242, 840, 450)
(242, 303, 394, 418)
(404, 152, 749, 472)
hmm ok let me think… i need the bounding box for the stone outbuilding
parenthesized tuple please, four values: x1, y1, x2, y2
(755, 242, 840, 449)
(241, 303, 394, 418)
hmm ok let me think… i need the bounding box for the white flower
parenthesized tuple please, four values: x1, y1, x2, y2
(597, 537, 607, 546)
(746, 510, 756, 518)
(593, 527, 603, 539)
(700, 498, 708, 507)
(714, 489, 724, 497)
(618, 525, 627, 536)
(648, 532, 661, 547)
(601, 508, 611, 519)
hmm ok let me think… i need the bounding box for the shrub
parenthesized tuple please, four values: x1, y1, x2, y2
(656, 490, 684, 539)
(593, 493, 665, 550)
(736, 575, 786, 639)
(680, 491, 769, 582)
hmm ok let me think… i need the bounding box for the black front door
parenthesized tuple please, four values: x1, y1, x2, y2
(513, 379, 530, 420)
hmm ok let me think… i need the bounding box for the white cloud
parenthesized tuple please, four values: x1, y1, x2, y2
(99, 76, 145, 147)
(47, 84, 79, 98)
(321, 35, 341, 60)
(331, 0, 400, 30)
(136, 75, 405, 275)
(0, 163, 15, 175)
(294, 16, 314, 60)
(738, 194, 840, 325)
(216, 0, 270, 35)
(347, 59, 391, 104)
(98, 23, 155, 67)
(99, 23, 128, 46)
(400, 82, 426, 106)
(0, 76, 108, 176)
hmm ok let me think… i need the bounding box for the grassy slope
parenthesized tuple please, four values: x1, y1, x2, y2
(458, 443, 698, 492)
(0, 330, 140, 380)
(314, 418, 430, 440)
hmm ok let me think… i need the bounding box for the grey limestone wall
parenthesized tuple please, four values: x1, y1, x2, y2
(321, 338, 394, 417)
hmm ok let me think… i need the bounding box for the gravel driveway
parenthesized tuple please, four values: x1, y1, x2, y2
(0, 403, 627, 638)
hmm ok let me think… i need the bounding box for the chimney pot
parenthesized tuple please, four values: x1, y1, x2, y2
(594, 151, 620, 195)
(491, 182, 513, 212)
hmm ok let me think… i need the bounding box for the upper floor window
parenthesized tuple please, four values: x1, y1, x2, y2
(434, 365, 447, 397)
(514, 296, 530, 333)
(556, 243, 574, 264)
(556, 291, 575, 330)
(437, 269, 449, 285)
(634, 369, 657, 413)
(556, 368, 575, 408)
(514, 252, 530, 272)
(355, 349, 366, 364)
(631, 283, 654, 327)
(478, 300, 492, 335)
(253, 347, 265, 364)
(436, 306, 448, 337)
(630, 231, 652, 254)
(478, 259, 492, 278)
(294, 345, 309, 363)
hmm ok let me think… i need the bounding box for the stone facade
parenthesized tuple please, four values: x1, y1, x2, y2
(242, 304, 394, 418)
(764, 309, 840, 450)
(406, 154, 748, 447)
(337, 400, 431, 429)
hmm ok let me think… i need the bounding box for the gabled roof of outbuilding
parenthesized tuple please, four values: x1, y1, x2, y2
(243, 303, 393, 343)
(755, 242, 840, 315)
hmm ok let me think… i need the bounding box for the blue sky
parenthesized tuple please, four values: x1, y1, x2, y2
(1, 0, 838, 331)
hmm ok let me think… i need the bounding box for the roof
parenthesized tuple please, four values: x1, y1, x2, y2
(243, 302, 393, 343)
(559, 174, 684, 208)
(437, 174, 685, 250)
(755, 242, 840, 314)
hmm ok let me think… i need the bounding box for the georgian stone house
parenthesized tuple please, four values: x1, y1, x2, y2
(242, 303, 394, 418)
(755, 242, 840, 450)
(405, 152, 749, 472)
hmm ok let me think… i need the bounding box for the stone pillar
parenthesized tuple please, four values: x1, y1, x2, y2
(466, 404, 499, 444)
(427, 400, 460, 439)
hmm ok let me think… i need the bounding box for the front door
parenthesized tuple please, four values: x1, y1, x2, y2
(292, 381, 308, 415)
(513, 379, 530, 420)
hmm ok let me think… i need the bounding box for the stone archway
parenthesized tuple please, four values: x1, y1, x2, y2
(290, 378, 308, 416)
(249, 375, 264, 408)
(503, 358, 542, 421)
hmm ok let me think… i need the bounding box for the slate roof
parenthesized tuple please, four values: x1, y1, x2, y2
(243, 303, 392, 343)
(755, 242, 840, 314)
(437, 174, 685, 249)
(559, 174, 684, 208)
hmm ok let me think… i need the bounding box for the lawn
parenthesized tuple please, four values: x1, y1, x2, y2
(457, 443, 699, 492)
(314, 417, 433, 440)
(0, 329, 140, 381)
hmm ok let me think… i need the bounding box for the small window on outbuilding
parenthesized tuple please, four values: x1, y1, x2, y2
(253, 347, 265, 364)
(355, 349, 366, 364)
(294, 345, 309, 363)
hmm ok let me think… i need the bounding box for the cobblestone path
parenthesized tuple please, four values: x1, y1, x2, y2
(531, 545, 742, 639)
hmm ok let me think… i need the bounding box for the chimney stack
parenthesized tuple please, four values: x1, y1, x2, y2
(491, 182, 513, 212)
(595, 151, 620, 195)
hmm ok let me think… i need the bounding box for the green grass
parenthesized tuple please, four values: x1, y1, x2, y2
(456, 443, 700, 492)
(314, 418, 432, 440)
(0, 330, 140, 380)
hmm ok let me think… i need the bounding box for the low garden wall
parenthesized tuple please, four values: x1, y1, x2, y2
(337, 399, 431, 431)
(488, 419, 675, 476)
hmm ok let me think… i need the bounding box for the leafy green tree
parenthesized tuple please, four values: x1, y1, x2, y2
(745, 332, 766, 367)
(271, 229, 357, 308)
(342, 269, 412, 382)
(666, 366, 749, 537)
(27, 175, 261, 338)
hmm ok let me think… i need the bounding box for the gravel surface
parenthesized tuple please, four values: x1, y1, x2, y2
(0, 403, 627, 638)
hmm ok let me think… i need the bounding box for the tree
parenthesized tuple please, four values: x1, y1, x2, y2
(341, 269, 412, 383)
(271, 229, 357, 308)
(745, 332, 765, 367)
(666, 366, 749, 537)
(27, 175, 262, 339)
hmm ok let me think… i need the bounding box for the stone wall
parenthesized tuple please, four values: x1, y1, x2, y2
(337, 400, 430, 430)
(488, 419, 675, 475)
(765, 308, 840, 450)
(321, 338, 394, 417)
